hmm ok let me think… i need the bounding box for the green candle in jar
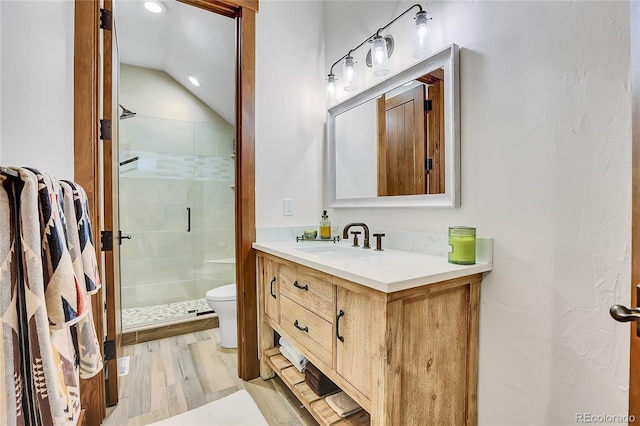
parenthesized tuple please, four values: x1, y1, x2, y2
(448, 226, 476, 265)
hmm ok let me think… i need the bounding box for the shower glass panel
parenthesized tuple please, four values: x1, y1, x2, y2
(119, 115, 236, 329)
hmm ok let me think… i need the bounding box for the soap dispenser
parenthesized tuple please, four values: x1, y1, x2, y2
(320, 210, 331, 239)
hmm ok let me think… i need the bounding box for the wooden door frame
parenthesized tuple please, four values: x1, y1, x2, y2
(73, 0, 259, 422)
(630, 0, 639, 420)
(73, 1, 105, 425)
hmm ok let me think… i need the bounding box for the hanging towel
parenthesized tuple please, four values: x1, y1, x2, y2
(26, 168, 87, 328)
(0, 175, 26, 426)
(325, 391, 362, 418)
(61, 181, 101, 295)
(60, 181, 103, 379)
(16, 167, 81, 425)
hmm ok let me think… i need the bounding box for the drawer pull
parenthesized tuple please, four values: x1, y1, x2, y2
(293, 280, 309, 291)
(293, 320, 309, 333)
(270, 277, 277, 299)
(336, 309, 345, 342)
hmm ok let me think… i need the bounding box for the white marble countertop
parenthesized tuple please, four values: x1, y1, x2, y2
(252, 240, 493, 293)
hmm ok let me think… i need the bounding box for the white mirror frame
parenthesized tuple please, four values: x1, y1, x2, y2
(327, 43, 460, 208)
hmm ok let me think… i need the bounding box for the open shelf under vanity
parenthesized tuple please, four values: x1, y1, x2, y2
(264, 347, 370, 426)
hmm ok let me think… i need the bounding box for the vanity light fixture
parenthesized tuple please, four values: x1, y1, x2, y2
(144, 1, 166, 14)
(342, 54, 358, 91)
(370, 35, 390, 76)
(412, 11, 431, 58)
(188, 75, 202, 87)
(326, 74, 339, 106)
(325, 3, 431, 105)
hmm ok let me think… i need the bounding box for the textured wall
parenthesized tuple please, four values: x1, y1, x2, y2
(322, 1, 632, 424)
(255, 0, 327, 226)
(0, 0, 74, 179)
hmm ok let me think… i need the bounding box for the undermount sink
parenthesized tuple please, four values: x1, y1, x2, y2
(295, 245, 377, 259)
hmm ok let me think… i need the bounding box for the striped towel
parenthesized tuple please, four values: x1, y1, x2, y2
(16, 167, 81, 425)
(60, 181, 103, 379)
(26, 168, 87, 328)
(0, 175, 26, 426)
(61, 181, 101, 295)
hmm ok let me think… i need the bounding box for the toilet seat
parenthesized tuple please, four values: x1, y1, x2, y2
(206, 283, 236, 302)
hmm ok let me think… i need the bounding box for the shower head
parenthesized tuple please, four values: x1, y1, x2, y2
(119, 104, 136, 120)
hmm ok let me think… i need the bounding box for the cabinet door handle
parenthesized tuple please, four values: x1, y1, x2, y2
(270, 277, 277, 299)
(186, 207, 191, 232)
(293, 280, 309, 291)
(336, 309, 345, 342)
(293, 320, 309, 333)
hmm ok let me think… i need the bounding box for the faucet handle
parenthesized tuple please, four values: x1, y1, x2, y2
(350, 231, 361, 247)
(373, 233, 386, 251)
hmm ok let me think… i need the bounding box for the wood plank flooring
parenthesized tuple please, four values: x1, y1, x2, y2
(102, 328, 316, 425)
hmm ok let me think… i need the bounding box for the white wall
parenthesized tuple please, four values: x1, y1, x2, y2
(255, 0, 326, 226)
(321, 1, 632, 424)
(335, 98, 377, 199)
(0, 0, 632, 423)
(0, 0, 74, 179)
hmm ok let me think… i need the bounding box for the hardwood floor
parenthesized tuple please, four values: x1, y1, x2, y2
(102, 327, 316, 425)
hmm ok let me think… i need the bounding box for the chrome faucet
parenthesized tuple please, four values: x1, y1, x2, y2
(342, 223, 370, 249)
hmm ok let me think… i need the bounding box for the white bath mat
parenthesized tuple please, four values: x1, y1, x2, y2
(147, 389, 268, 426)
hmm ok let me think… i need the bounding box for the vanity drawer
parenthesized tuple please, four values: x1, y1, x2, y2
(280, 295, 332, 366)
(280, 265, 334, 322)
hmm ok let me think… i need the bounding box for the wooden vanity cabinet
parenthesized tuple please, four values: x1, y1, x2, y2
(260, 255, 280, 323)
(335, 282, 378, 402)
(257, 251, 482, 426)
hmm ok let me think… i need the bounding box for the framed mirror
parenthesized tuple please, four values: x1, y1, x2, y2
(327, 44, 460, 208)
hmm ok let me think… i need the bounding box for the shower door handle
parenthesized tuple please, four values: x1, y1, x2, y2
(187, 207, 191, 232)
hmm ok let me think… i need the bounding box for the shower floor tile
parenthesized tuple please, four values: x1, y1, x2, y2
(122, 298, 212, 329)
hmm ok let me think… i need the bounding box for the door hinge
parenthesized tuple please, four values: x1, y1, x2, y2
(100, 119, 112, 141)
(424, 99, 433, 112)
(101, 230, 113, 252)
(100, 8, 112, 31)
(425, 158, 433, 171)
(104, 339, 116, 361)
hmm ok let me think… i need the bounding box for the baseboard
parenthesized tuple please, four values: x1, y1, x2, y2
(122, 315, 219, 346)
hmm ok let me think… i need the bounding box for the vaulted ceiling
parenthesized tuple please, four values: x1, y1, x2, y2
(115, 0, 236, 125)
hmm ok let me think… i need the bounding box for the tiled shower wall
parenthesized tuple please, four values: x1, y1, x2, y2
(119, 116, 235, 310)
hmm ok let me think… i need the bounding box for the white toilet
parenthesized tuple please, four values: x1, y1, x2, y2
(206, 283, 237, 348)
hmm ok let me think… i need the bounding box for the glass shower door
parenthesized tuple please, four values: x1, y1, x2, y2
(193, 120, 236, 306)
(119, 115, 199, 328)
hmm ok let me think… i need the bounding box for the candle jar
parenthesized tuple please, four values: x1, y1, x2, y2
(448, 226, 476, 265)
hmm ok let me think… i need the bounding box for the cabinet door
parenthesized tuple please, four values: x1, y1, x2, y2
(262, 256, 280, 323)
(336, 287, 373, 399)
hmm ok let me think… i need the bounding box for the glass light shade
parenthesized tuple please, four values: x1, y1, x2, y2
(326, 74, 339, 106)
(342, 56, 358, 92)
(371, 36, 389, 77)
(412, 11, 430, 59)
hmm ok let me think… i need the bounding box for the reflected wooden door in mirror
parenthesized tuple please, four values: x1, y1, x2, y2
(328, 44, 460, 208)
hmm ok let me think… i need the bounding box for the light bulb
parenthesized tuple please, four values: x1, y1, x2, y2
(412, 11, 430, 59)
(371, 36, 389, 77)
(144, 1, 165, 14)
(342, 56, 358, 92)
(326, 74, 339, 106)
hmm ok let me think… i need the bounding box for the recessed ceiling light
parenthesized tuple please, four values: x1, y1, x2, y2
(144, 1, 165, 14)
(188, 75, 202, 87)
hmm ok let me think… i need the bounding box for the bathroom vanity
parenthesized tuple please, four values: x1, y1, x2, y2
(253, 240, 492, 425)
